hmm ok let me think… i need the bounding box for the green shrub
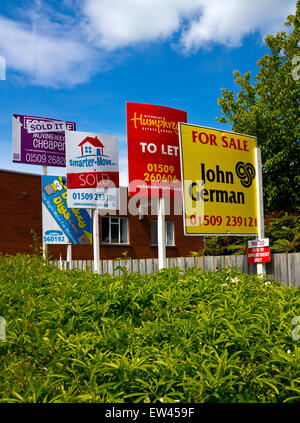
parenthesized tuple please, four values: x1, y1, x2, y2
(0, 254, 299, 403)
(192, 213, 300, 256)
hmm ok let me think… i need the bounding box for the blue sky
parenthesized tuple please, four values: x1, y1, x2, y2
(0, 0, 296, 185)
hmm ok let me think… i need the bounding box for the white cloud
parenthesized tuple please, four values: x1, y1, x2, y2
(83, 0, 296, 51)
(179, 0, 297, 52)
(0, 0, 296, 88)
(0, 14, 98, 88)
(82, 0, 200, 49)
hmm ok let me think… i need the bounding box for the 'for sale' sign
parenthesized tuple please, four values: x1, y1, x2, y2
(179, 123, 259, 236)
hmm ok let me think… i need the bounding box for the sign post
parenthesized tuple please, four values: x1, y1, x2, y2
(42, 175, 92, 268)
(92, 210, 100, 273)
(12, 114, 76, 262)
(158, 197, 166, 269)
(179, 123, 259, 237)
(179, 123, 268, 273)
(67, 244, 72, 270)
(255, 148, 267, 275)
(42, 165, 48, 259)
(126, 103, 187, 270)
(65, 130, 119, 273)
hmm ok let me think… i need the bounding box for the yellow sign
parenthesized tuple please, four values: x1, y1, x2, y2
(179, 123, 258, 235)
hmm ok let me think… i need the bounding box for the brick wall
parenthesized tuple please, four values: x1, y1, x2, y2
(0, 169, 203, 260)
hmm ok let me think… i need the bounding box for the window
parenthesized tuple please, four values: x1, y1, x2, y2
(85, 146, 92, 154)
(101, 217, 129, 244)
(151, 220, 175, 246)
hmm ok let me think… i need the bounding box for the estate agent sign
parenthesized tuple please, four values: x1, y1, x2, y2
(12, 114, 76, 167)
(42, 175, 92, 245)
(65, 130, 119, 209)
(179, 124, 259, 236)
(127, 103, 187, 198)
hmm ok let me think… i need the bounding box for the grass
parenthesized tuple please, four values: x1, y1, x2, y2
(0, 253, 299, 403)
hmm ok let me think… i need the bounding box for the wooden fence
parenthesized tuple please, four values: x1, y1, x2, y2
(52, 253, 300, 288)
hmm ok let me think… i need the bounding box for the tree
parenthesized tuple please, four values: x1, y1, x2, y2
(217, 1, 300, 213)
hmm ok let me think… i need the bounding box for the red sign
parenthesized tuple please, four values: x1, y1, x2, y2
(247, 247, 271, 263)
(67, 171, 119, 189)
(126, 102, 187, 197)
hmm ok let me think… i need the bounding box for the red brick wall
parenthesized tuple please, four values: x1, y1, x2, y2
(0, 170, 203, 260)
(0, 170, 43, 255)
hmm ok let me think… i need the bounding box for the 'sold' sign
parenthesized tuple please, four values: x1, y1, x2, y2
(127, 103, 187, 197)
(65, 130, 119, 209)
(179, 124, 258, 235)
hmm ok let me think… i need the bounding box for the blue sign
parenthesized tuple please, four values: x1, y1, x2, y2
(42, 175, 92, 245)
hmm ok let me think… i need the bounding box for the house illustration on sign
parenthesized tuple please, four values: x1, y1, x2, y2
(78, 136, 105, 157)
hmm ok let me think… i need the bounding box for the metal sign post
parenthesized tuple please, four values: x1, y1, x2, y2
(67, 243, 72, 270)
(255, 148, 266, 275)
(158, 197, 166, 270)
(42, 165, 48, 259)
(65, 130, 119, 275)
(93, 209, 100, 273)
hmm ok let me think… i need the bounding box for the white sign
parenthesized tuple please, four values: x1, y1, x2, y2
(248, 238, 269, 248)
(42, 175, 92, 245)
(65, 130, 119, 209)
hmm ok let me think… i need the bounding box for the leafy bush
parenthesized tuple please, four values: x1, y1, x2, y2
(0, 254, 299, 403)
(192, 213, 300, 256)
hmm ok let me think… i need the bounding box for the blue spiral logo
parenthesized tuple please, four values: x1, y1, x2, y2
(235, 162, 256, 188)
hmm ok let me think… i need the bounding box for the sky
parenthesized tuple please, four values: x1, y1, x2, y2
(0, 0, 297, 186)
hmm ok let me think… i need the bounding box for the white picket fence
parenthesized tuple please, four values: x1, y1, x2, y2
(52, 253, 300, 288)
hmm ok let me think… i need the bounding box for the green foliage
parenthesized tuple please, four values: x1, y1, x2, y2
(0, 254, 299, 403)
(29, 229, 44, 257)
(217, 2, 300, 213)
(266, 212, 300, 253)
(191, 213, 300, 256)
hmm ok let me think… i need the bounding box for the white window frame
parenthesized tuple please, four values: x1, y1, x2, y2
(151, 220, 175, 247)
(101, 217, 129, 244)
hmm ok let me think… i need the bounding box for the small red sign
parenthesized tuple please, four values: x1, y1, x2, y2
(247, 247, 271, 263)
(126, 102, 187, 197)
(67, 171, 119, 189)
